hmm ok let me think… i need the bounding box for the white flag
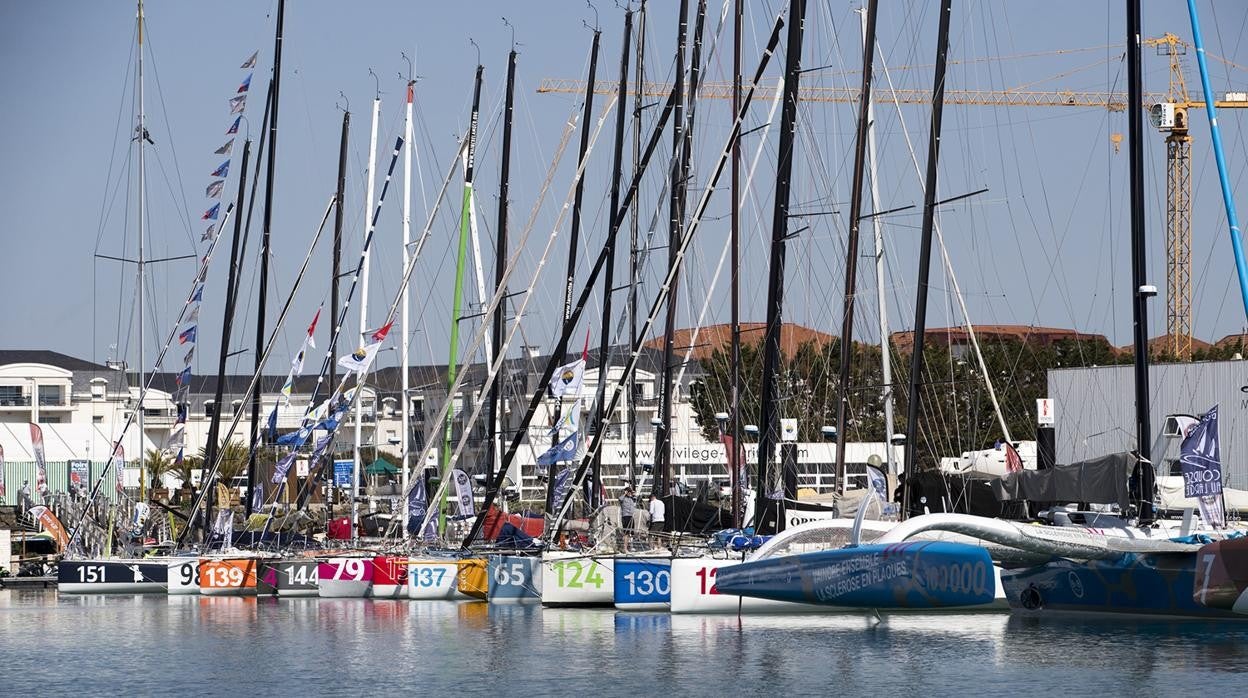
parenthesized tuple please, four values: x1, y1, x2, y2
(548, 358, 585, 399)
(452, 468, 475, 518)
(337, 341, 382, 375)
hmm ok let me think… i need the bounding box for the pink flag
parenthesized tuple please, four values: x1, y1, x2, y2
(1005, 442, 1023, 474)
(29, 423, 47, 493)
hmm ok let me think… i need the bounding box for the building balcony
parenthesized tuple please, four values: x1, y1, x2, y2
(0, 395, 31, 408)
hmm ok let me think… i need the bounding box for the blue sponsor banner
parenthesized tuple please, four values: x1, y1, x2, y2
(333, 460, 353, 488)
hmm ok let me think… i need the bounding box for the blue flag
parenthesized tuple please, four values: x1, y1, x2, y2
(227, 116, 241, 134)
(238, 73, 252, 93)
(266, 406, 278, 443)
(178, 326, 197, 344)
(212, 160, 230, 178)
(276, 425, 310, 447)
(201, 202, 220, 220)
(536, 432, 579, 468)
(251, 481, 264, 512)
(406, 476, 436, 544)
(272, 451, 298, 484)
(175, 365, 192, 386)
(551, 467, 574, 513)
(191, 285, 204, 302)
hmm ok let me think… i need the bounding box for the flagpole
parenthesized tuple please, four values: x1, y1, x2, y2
(353, 92, 381, 543)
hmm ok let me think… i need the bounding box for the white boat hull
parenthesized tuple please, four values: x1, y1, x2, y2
(670, 557, 817, 614)
(540, 552, 614, 607)
(167, 559, 201, 595)
(408, 560, 470, 600)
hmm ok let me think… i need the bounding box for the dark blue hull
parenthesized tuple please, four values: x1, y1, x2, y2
(716, 542, 997, 609)
(1001, 553, 1245, 619)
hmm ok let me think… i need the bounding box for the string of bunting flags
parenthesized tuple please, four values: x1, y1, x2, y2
(166, 49, 258, 469)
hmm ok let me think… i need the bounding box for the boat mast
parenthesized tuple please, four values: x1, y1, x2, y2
(902, 0, 953, 516)
(833, 0, 878, 498)
(591, 8, 634, 512)
(136, 0, 146, 501)
(547, 28, 600, 514)
(861, 7, 894, 480)
(1126, 0, 1154, 521)
(402, 63, 415, 525)
(755, 0, 806, 535)
(656, 0, 690, 500)
(485, 41, 517, 514)
(247, 0, 284, 517)
(330, 108, 349, 498)
(730, 0, 742, 527)
(440, 64, 483, 535)
(628, 1, 647, 490)
(203, 139, 252, 539)
(354, 89, 381, 541)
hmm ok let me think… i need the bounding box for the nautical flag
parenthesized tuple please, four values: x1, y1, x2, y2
(215, 138, 234, 155)
(276, 425, 311, 448)
(548, 328, 590, 398)
(187, 306, 200, 324)
(201, 225, 216, 242)
(241, 50, 258, 69)
(272, 451, 298, 484)
(1004, 442, 1023, 474)
(550, 467, 574, 513)
(192, 285, 204, 302)
(1180, 405, 1224, 527)
(251, 481, 264, 512)
(866, 463, 888, 499)
(238, 73, 252, 93)
(179, 326, 197, 344)
(28, 423, 47, 493)
(0, 444, 5, 498)
(206, 180, 225, 198)
(548, 398, 580, 436)
(227, 116, 241, 134)
(536, 431, 579, 468)
(182, 346, 194, 368)
(304, 306, 321, 349)
(212, 160, 230, 178)
(266, 406, 278, 443)
(174, 446, 184, 466)
(229, 95, 247, 114)
(167, 423, 186, 448)
(202, 203, 220, 220)
(452, 468, 475, 518)
(176, 365, 192, 386)
(112, 443, 125, 495)
(336, 322, 393, 374)
(407, 475, 436, 540)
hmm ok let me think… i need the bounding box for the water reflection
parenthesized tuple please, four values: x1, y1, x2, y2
(3, 591, 1247, 694)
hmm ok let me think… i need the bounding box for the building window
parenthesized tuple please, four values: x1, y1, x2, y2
(0, 385, 26, 406)
(38, 385, 64, 406)
(93, 415, 104, 424)
(90, 378, 107, 401)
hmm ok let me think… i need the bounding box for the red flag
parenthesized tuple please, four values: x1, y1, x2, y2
(1004, 442, 1023, 474)
(371, 321, 394, 343)
(582, 326, 591, 361)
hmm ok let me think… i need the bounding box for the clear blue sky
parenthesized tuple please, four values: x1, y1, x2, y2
(2, 0, 1247, 379)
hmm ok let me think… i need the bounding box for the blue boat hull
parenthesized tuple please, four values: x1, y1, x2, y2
(715, 542, 997, 609)
(1001, 552, 1245, 619)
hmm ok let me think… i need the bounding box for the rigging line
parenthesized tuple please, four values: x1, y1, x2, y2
(142, 29, 196, 249)
(409, 96, 618, 542)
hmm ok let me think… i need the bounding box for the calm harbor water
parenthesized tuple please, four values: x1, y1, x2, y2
(2, 589, 1247, 695)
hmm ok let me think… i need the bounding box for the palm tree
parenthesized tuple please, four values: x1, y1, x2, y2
(197, 442, 250, 483)
(144, 448, 173, 493)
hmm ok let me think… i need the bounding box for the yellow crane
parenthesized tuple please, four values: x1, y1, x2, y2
(537, 33, 1248, 360)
